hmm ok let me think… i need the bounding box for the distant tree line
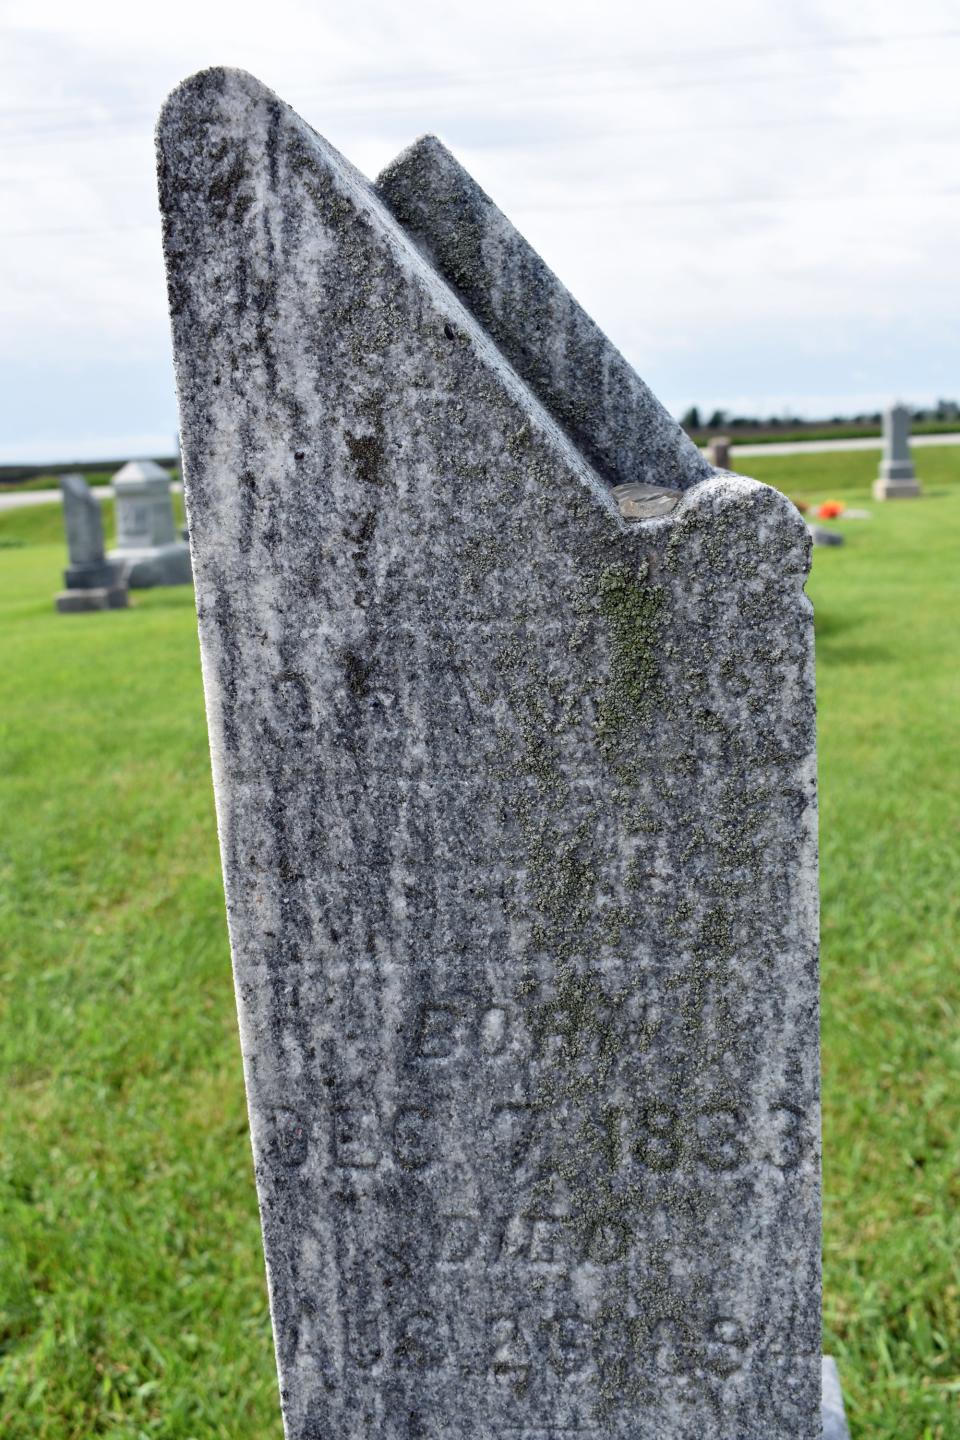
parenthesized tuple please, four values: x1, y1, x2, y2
(681, 399, 959, 434)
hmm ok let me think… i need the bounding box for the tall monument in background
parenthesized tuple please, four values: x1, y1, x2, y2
(873, 403, 922, 500)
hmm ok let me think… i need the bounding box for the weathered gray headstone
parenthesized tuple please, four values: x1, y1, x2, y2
(55, 473, 128, 613)
(376, 136, 711, 495)
(108, 459, 192, 586)
(873, 403, 921, 499)
(159, 68, 824, 1439)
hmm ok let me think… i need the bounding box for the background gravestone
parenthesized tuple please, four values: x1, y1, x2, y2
(807, 524, 845, 549)
(159, 68, 824, 1440)
(705, 435, 732, 469)
(55, 473, 128, 613)
(873, 403, 921, 499)
(108, 458, 192, 586)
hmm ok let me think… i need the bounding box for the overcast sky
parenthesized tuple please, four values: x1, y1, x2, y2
(1, 0, 958, 462)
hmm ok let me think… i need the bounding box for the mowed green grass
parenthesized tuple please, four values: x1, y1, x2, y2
(0, 471, 117, 495)
(0, 493, 282, 1439)
(744, 448, 960, 1440)
(1, 452, 958, 1438)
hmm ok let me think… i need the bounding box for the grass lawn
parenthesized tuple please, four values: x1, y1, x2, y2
(1, 473, 121, 495)
(1, 453, 958, 1438)
(0, 471, 179, 496)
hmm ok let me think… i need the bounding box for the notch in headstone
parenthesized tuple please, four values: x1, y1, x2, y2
(376, 136, 712, 494)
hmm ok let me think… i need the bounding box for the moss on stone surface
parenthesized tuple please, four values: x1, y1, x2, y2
(594, 561, 664, 749)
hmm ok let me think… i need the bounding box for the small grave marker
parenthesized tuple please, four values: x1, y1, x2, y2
(108, 459, 192, 586)
(705, 434, 732, 468)
(55, 473, 127, 613)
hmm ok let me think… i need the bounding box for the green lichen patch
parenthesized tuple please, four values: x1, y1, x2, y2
(526, 965, 625, 1083)
(525, 821, 597, 947)
(594, 561, 664, 751)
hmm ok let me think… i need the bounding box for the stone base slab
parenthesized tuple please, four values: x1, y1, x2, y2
(108, 542, 192, 587)
(807, 523, 845, 547)
(879, 460, 916, 481)
(55, 586, 129, 613)
(873, 478, 922, 500)
(822, 1355, 851, 1439)
(64, 561, 120, 589)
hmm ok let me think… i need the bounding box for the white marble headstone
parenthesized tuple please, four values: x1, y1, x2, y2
(158, 67, 823, 1440)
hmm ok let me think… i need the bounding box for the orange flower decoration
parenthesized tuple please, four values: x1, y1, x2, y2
(816, 500, 844, 519)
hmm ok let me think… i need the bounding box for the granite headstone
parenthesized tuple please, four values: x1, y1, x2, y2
(159, 68, 823, 1439)
(55, 473, 128, 613)
(873, 403, 921, 500)
(108, 458, 192, 586)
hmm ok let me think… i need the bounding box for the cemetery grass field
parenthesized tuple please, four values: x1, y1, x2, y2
(0, 471, 117, 495)
(1, 453, 958, 1439)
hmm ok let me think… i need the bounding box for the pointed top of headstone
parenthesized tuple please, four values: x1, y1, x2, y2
(59, 471, 92, 504)
(158, 66, 620, 528)
(112, 459, 171, 486)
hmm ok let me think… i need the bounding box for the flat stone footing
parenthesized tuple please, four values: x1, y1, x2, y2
(107, 542, 192, 587)
(55, 586, 129, 613)
(873, 479, 922, 499)
(822, 1355, 851, 1439)
(807, 523, 845, 547)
